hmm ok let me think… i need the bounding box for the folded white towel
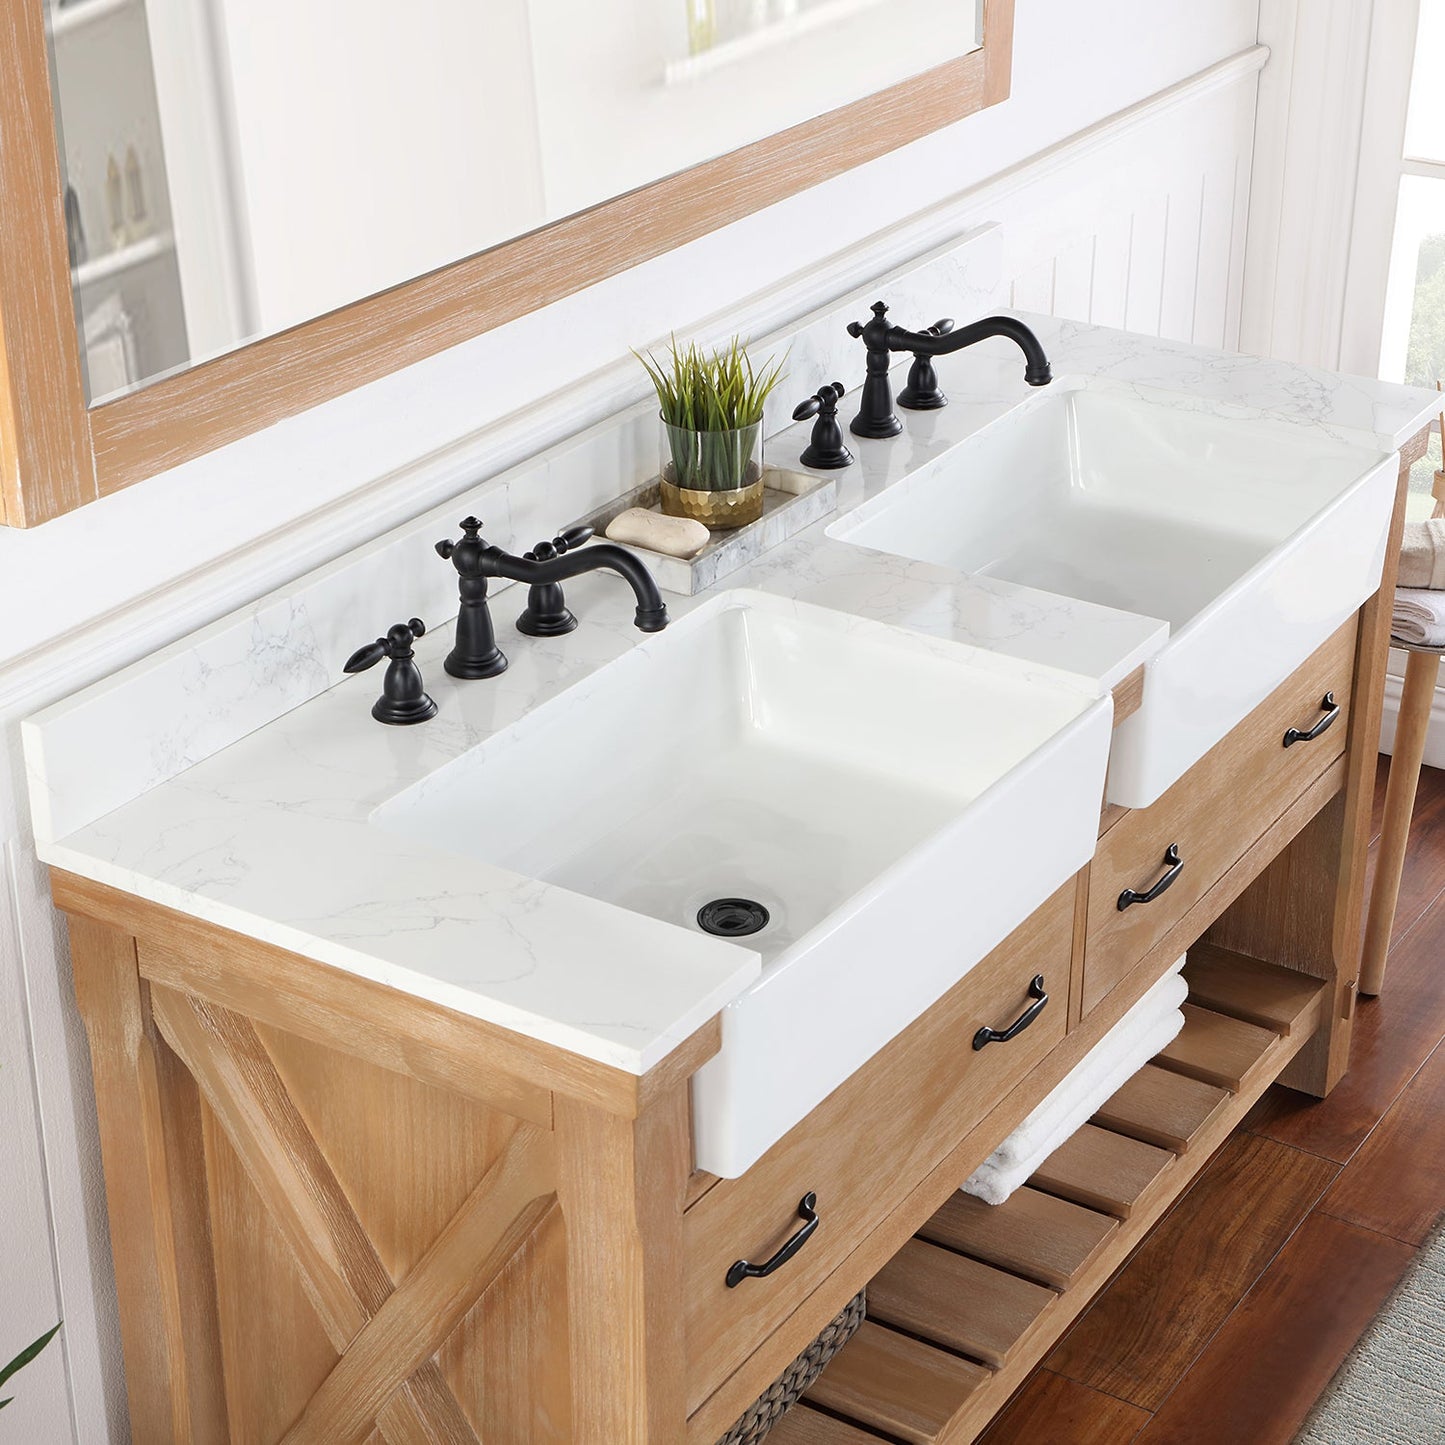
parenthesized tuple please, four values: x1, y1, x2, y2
(1399, 520, 1445, 590)
(1393, 587, 1445, 648)
(963, 958, 1188, 1207)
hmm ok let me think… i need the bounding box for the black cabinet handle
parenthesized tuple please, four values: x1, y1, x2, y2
(1118, 843, 1184, 911)
(1283, 692, 1339, 748)
(973, 975, 1048, 1051)
(726, 1194, 820, 1288)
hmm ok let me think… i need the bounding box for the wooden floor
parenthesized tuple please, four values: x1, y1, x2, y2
(975, 757, 1445, 1445)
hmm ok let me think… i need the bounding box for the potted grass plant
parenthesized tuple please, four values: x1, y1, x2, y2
(636, 336, 786, 529)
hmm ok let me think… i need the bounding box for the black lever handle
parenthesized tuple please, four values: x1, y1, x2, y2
(1283, 692, 1339, 748)
(795, 382, 853, 469)
(973, 975, 1049, 1050)
(726, 1193, 820, 1288)
(1118, 844, 1184, 911)
(916, 317, 955, 347)
(343, 620, 436, 725)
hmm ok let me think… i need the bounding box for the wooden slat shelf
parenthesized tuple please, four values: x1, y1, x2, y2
(1092, 1063, 1230, 1153)
(796, 956, 1328, 1445)
(918, 1187, 1118, 1291)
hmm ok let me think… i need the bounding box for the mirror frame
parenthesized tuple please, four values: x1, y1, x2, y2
(0, 0, 1014, 527)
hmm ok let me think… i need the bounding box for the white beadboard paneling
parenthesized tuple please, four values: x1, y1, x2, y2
(1, 44, 1266, 1443)
(1160, 175, 1206, 342)
(1090, 212, 1133, 329)
(1053, 238, 1095, 323)
(1125, 195, 1170, 335)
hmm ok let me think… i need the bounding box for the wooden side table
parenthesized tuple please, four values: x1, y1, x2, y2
(1360, 637, 1444, 994)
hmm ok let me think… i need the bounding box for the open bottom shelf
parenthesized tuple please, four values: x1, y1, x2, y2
(780, 949, 1326, 1445)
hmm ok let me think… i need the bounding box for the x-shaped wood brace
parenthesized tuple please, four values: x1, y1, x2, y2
(151, 985, 556, 1445)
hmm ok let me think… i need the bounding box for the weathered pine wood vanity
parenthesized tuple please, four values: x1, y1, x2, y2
(47, 413, 1427, 1443)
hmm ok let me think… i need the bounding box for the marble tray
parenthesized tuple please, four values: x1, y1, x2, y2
(575, 466, 839, 596)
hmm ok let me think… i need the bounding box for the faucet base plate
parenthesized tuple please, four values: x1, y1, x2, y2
(444, 649, 508, 680)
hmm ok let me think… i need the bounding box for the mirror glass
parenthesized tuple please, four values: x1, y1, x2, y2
(46, 0, 981, 404)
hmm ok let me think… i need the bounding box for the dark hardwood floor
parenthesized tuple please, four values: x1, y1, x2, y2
(977, 758, 1445, 1445)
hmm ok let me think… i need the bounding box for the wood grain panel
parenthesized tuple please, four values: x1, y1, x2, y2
(1092, 1063, 1229, 1154)
(1317, 1037, 1445, 1246)
(1134, 1214, 1414, 1445)
(919, 1187, 1118, 1292)
(1045, 1133, 1339, 1410)
(919, 1184, 1109, 1288)
(805, 1322, 990, 1444)
(768, 1405, 889, 1444)
(977, 1369, 1150, 1445)
(868, 1240, 1056, 1369)
(0, 0, 95, 524)
(1030, 1125, 1174, 1219)
(1244, 853, 1445, 1161)
(69, 916, 231, 1443)
(1156, 1006, 1278, 1092)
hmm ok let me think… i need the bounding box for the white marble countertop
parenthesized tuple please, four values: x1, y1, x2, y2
(28, 314, 1442, 1074)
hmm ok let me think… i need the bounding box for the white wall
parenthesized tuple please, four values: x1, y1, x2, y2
(0, 3, 1261, 1436)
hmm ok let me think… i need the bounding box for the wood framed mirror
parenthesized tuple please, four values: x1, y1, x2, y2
(0, 0, 1014, 528)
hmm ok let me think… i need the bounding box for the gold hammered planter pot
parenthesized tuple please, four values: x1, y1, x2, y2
(659, 469, 765, 529)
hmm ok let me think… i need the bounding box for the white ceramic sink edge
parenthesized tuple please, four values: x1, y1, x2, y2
(1107, 448, 1397, 806)
(372, 588, 1113, 1177)
(692, 687, 1112, 1176)
(826, 375, 1398, 810)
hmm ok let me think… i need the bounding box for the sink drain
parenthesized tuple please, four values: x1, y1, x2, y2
(697, 897, 770, 938)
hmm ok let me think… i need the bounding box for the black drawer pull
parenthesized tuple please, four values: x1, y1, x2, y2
(726, 1193, 820, 1288)
(1283, 692, 1339, 748)
(973, 974, 1048, 1051)
(1118, 843, 1184, 911)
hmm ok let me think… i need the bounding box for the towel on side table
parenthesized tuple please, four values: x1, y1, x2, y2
(1393, 587, 1445, 648)
(962, 957, 1188, 1207)
(1399, 519, 1445, 591)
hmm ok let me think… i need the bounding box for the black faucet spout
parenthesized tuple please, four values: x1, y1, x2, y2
(887, 314, 1053, 387)
(846, 301, 1052, 438)
(485, 542, 669, 633)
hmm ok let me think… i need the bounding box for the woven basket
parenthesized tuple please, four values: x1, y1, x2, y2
(714, 1289, 866, 1445)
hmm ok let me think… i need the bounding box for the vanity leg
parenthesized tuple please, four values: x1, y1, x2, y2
(66, 914, 229, 1445)
(1360, 647, 1441, 995)
(555, 1086, 690, 1443)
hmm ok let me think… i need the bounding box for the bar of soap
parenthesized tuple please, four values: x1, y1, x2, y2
(605, 507, 709, 559)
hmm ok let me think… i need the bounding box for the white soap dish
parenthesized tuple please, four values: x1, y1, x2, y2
(575, 467, 838, 596)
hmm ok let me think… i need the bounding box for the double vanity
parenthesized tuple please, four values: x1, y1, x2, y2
(25, 308, 1438, 1444)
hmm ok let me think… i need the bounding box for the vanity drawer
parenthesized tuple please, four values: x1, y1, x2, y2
(1083, 616, 1358, 1015)
(683, 880, 1075, 1416)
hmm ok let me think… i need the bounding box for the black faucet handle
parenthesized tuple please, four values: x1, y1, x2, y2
(437, 517, 490, 564)
(523, 524, 594, 564)
(344, 620, 437, 726)
(796, 382, 854, 470)
(344, 618, 426, 673)
(792, 381, 846, 422)
(921, 318, 954, 342)
(847, 300, 891, 339)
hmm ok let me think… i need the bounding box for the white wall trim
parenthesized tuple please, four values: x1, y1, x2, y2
(0, 46, 1267, 733)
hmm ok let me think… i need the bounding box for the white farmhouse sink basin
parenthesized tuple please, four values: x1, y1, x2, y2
(374, 590, 1111, 1175)
(830, 379, 1398, 807)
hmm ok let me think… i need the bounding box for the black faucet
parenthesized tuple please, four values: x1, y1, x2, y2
(435, 517, 669, 679)
(845, 302, 1053, 439)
